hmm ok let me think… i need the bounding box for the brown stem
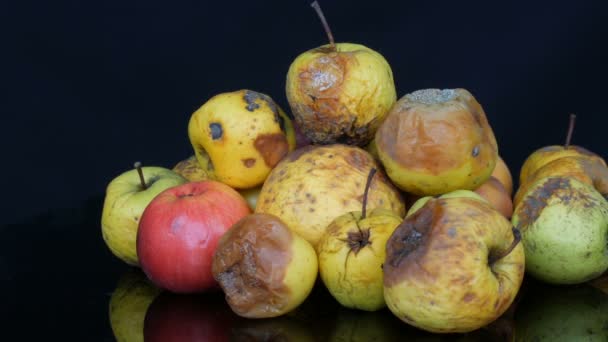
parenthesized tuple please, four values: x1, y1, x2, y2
(134, 161, 147, 190)
(489, 227, 521, 265)
(310, 1, 336, 51)
(564, 113, 576, 148)
(361, 168, 377, 219)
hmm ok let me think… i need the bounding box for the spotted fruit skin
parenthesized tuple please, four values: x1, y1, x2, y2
(512, 176, 608, 284)
(255, 144, 405, 247)
(286, 43, 396, 146)
(188, 89, 296, 189)
(317, 209, 402, 311)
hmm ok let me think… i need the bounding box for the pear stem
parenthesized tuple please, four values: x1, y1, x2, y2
(489, 227, 521, 265)
(361, 168, 377, 219)
(134, 161, 147, 190)
(310, 1, 336, 51)
(564, 113, 576, 148)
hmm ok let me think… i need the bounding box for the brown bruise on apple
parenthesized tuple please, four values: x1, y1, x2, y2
(376, 88, 497, 175)
(514, 177, 601, 230)
(384, 197, 524, 330)
(212, 213, 293, 318)
(254, 133, 289, 168)
(290, 50, 375, 146)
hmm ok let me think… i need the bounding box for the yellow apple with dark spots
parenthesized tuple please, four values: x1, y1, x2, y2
(255, 144, 405, 247)
(383, 196, 524, 333)
(172, 155, 213, 182)
(375, 88, 498, 196)
(188, 89, 296, 189)
(285, 3, 396, 146)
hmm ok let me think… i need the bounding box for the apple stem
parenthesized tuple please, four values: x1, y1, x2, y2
(311, 1, 336, 51)
(134, 161, 147, 190)
(564, 113, 576, 148)
(361, 168, 377, 219)
(489, 227, 521, 265)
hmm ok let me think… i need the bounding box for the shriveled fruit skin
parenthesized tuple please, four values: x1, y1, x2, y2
(376, 88, 498, 196)
(172, 155, 212, 182)
(286, 43, 396, 146)
(317, 209, 402, 311)
(188, 89, 296, 189)
(255, 144, 405, 247)
(212, 213, 318, 319)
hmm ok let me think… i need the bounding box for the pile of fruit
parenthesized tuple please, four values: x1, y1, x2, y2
(101, 1, 608, 336)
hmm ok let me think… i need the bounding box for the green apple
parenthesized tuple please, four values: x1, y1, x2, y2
(512, 176, 608, 284)
(514, 281, 608, 341)
(101, 162, 187, 265)
(109, 269, 162, 342)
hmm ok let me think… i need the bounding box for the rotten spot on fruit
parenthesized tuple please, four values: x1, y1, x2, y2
(254, 133, 290, 167)
(242, 158, 256, 168)
(209, 123, 223, 140)
(243, 90, 280, 117)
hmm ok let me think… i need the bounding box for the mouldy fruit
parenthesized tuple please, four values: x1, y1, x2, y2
(375, 88, 498, 196)
(212, 213, 318, 318)
(188, 89, 296, 189)
(255, 144, 405, 247)
(285, 2, 396, 146)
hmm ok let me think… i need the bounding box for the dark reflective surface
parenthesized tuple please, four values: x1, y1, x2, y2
(3, 195, 607, 341)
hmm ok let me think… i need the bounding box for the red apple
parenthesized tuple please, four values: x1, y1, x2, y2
(136, 181, 251, 293)
(143, 292, 238, 342)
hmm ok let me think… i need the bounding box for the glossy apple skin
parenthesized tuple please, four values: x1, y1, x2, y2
(137, 181, 251, 293)
(143, 292, 237, 342)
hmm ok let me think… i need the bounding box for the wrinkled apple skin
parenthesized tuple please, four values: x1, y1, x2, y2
(172, 155, 212, 182)
(384, 197, 525, 333)
(286, 43, 396, 146)
(512, 176, 608, 284)
(317, 208, 402, 311)
(376, 88, 498, 196)
(188, 89, 296, 189)
(101, 166, 187, 266)
(137, 181, 251, 293)
(255, 144, 405, 247)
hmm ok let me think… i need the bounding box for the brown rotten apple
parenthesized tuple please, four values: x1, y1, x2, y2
(212, 213, 318, 318)
(255, 144, 405, 247)
(383, 195, 524, 333)
(375, 88, 498, 196)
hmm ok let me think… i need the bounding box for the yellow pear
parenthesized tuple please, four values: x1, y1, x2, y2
(188, 89, 296, 189)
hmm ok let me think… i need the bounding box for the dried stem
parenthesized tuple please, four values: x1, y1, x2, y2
(310, 1, 336, 51)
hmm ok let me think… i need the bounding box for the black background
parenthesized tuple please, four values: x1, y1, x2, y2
(3, 0, 608, 339)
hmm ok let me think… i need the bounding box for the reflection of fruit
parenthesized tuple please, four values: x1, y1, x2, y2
(589, 273, 608, 295)
(109, 269, 161, 342)
(512, 176, 608, 284)
(329, 307, 406, 342)
(238, 185, 261, 212)
(212, 213, 318, 318)
(492, 156, 513, 196)
(375, 88, 498, 196)
(384, 196, 525, 333)
(256, 144, 405, 247)
(231, 316, 315, 342)
(188, 89, 296, 189)
(172, 155, 212, 182)
(514, 282, 608, 341)
(137, 181, 251, 293)
(317, 169, 402, 311)
(101, 162, 187, 265)
(474, 176, 513, 218)
(143, 292, 237, 342)
(285, 2, 396, 146)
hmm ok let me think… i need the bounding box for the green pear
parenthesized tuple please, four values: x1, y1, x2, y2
(512, 176, 608, 284)
(514, 281, 608, 341)
(406, 190, 488, 217)
(109, 269, 162, 342)
(101, 163, 187, 265)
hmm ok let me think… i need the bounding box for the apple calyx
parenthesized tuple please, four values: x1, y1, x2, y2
(341, 168, 377, 256)
(310, 1, 336, 52)
(564, 113, 576, 148)
(488, 227, 522, 265)
(134, 161, 147, 190)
